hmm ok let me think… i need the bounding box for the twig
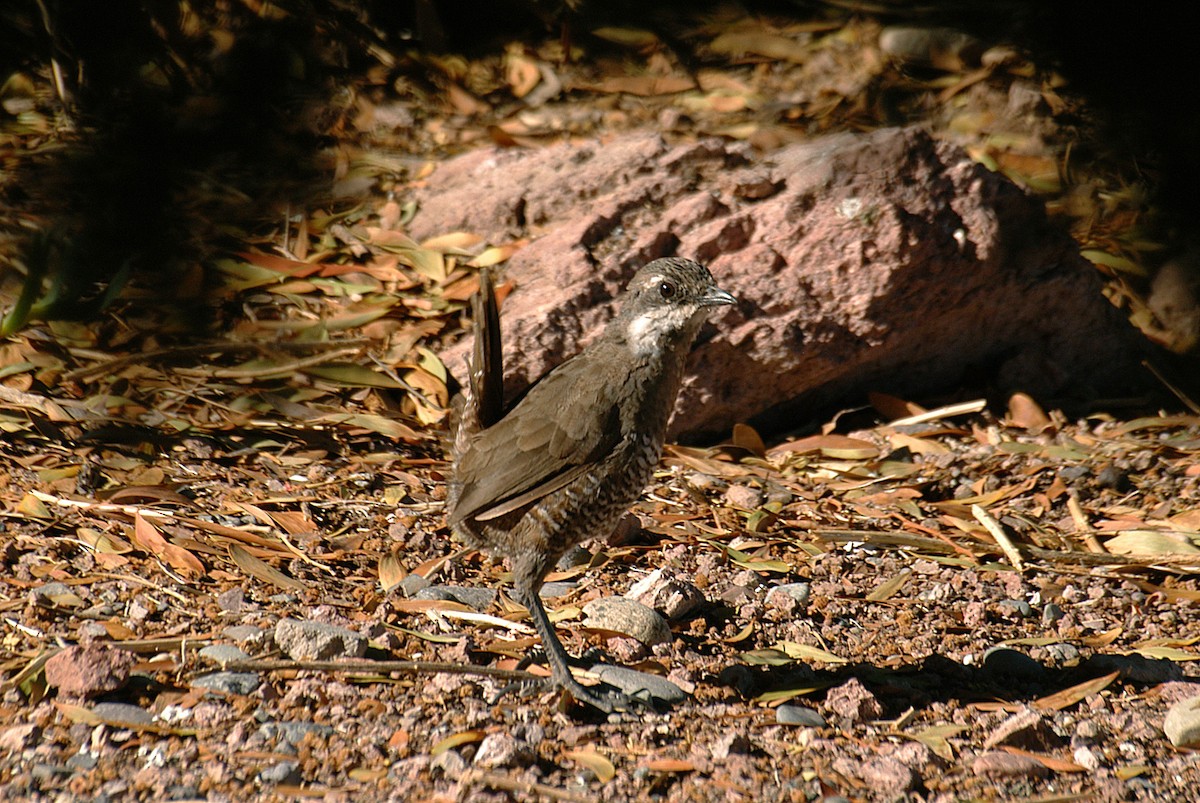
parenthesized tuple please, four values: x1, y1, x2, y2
(889, 399, 987, 427)
(457, 769, 595, 803)
(1067, 489, 1107, 554)
(62, 339, 369, 382)
(1142, 360, 1200, 414)
(972, 504, 1025, 571)
(213, 658, 539, 683)
(173, 346, 362, 380)
(813, 529, 1200, 568)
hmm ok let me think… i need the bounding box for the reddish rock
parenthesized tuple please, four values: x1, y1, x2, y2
(423, 128, 1144, 440)
(43, 644, 135, 698)
(824, 677, 884, 724)
(972, 750, 1051, 779)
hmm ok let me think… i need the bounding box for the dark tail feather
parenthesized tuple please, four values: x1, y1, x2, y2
(471, 268, 504, 430)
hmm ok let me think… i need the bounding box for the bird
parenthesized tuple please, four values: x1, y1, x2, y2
(447, 257, 735, 712)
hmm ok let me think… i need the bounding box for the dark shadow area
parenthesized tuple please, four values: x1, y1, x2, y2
(0, 0, 399, 331)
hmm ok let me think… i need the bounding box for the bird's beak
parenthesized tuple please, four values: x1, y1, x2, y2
(701, 286, 736, 307)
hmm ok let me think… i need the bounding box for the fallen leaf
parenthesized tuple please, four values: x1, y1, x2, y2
(564, 748, 616, 782)
(430, 729, 486, 755)
(133, 513, 205, 578)
(1032, 671, 1119, 712)
(227, 543, 305, 592)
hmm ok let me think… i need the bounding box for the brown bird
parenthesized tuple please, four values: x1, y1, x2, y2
(448, 258, 735, 712)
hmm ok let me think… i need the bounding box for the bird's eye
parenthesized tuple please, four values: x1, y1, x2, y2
(658, 281, 676, 299)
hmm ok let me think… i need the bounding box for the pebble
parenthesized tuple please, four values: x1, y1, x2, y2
(198, 644, 251, 666)
(258, 761, 301, 785)
(710, 730, 752, 760)
(983, 707, 1061, 750)
(971, 750, 1050, 778)
(981, 646, 1046, 680)
(765, 582, 811, 611)
(776, 705, 827, 727)
(1162, 694, 1200, 747)
(259, 721, 335, 747)
(91, 702, 154, 727)
(44, 645, 136, 698)
(1041, 602, 1065, 624)
(414, 585, 497, 611)
(539, 581, 577, 599)
(586, 664, 687, 704)
(191, 671, 262, 696)
(625, 568, 705, 621)
(824, 678, 883, 724)
(1041, 643, 1081, 666)
(724, 484, 763, 510)
(397, 573, 430, 596)
(223, 625, 265, 645)
(0, 723, 40, 752)
(997, 599, 1034, 617)
(473, 733, 535, 769)
(581, 597, 671, 646)
(274, 618, 367, 661)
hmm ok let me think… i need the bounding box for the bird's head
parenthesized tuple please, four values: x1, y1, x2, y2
(616, 258, 735, 359)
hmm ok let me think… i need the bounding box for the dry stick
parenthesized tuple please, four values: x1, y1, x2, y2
(62, 338, 369, 382)
(889, 399, 987, 427)
(813, 529, 1200, 568)
(214, 658, 539, 683)
(1067, 489, 1108, 554)
(971, 504, 1025, 572)
(456, 769, 595, 803)
(174, 346, 363, 380)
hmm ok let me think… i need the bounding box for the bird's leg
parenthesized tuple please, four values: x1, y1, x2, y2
(512, 582, 641, 714)
(510, 553, 646, 714)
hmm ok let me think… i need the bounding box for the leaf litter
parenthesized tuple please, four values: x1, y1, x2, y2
(1, 4, 1199, 802)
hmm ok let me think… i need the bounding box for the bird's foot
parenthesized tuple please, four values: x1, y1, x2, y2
(559, 675, 653, 715)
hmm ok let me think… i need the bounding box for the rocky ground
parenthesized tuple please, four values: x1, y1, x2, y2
(3, 4, 1200, 802)
(2, 403, 1200, 801)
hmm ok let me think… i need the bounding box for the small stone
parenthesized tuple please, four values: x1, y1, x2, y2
(44, 645, 136, 698)
(1041, 643, 1081, 666)
(258, 761, 301, 785)
(1073, 746, 1102, 770)
(1042, 602, 1064, 624)
(198, 645, 251, 666)
(0, 723, 40, 753)
(414, 585, 496, 611)
(66, 751, 98, 771)
(30, 581, 84, 608)
(216, 588, 249, 612)
(587, 664, 688, 704)
(539, 581, 577, 599)
(274, 618, 367, 661)
(1163, 694, 1200, 747)
(191, 671, 261, 696)
(625, 568, 705, 621)
(858, 756, 918, 794)
(972, 750, 1050, 778)
(710, 730, 752, 760)
(582, 597, 671, 646)
(91, 702, 154, 727)
(223, 625, 265, 645)
(765, 583, 811, 613)
(981, 646, 1045, 680)
(776, 705, 827, 727)
(473, 733, 535, 769)
(997, 599, 1034, 617)
(397, 573, 431, 596)
(824, 678, 883, 724)
(983, 707, 1062, 751)
(259, 721, 335, 747)
(724, 484, 763, 510)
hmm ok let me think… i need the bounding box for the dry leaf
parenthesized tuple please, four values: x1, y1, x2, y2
(642, 758, 695, 773)
(227, 543, 305, 592)
(379, 549, 406, 593)
(431, 729, 486, 755)
(564, 748, 616, 782)
(1032, 671, 1119, 712)
(133, 513, 205, 578)
(1007, 392, 1052, 432)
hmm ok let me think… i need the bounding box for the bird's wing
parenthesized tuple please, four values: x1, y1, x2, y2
(448, 344, 625, 526)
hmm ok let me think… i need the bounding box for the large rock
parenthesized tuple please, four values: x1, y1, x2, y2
(419, 127, 1144, 440)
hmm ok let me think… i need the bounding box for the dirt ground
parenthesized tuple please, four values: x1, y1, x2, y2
(2, 5, 1199, 802)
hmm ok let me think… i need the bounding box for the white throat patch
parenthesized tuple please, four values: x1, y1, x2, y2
(626, 304, 693, 359)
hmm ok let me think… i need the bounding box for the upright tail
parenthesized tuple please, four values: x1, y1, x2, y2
(452, 269, 504, 463)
